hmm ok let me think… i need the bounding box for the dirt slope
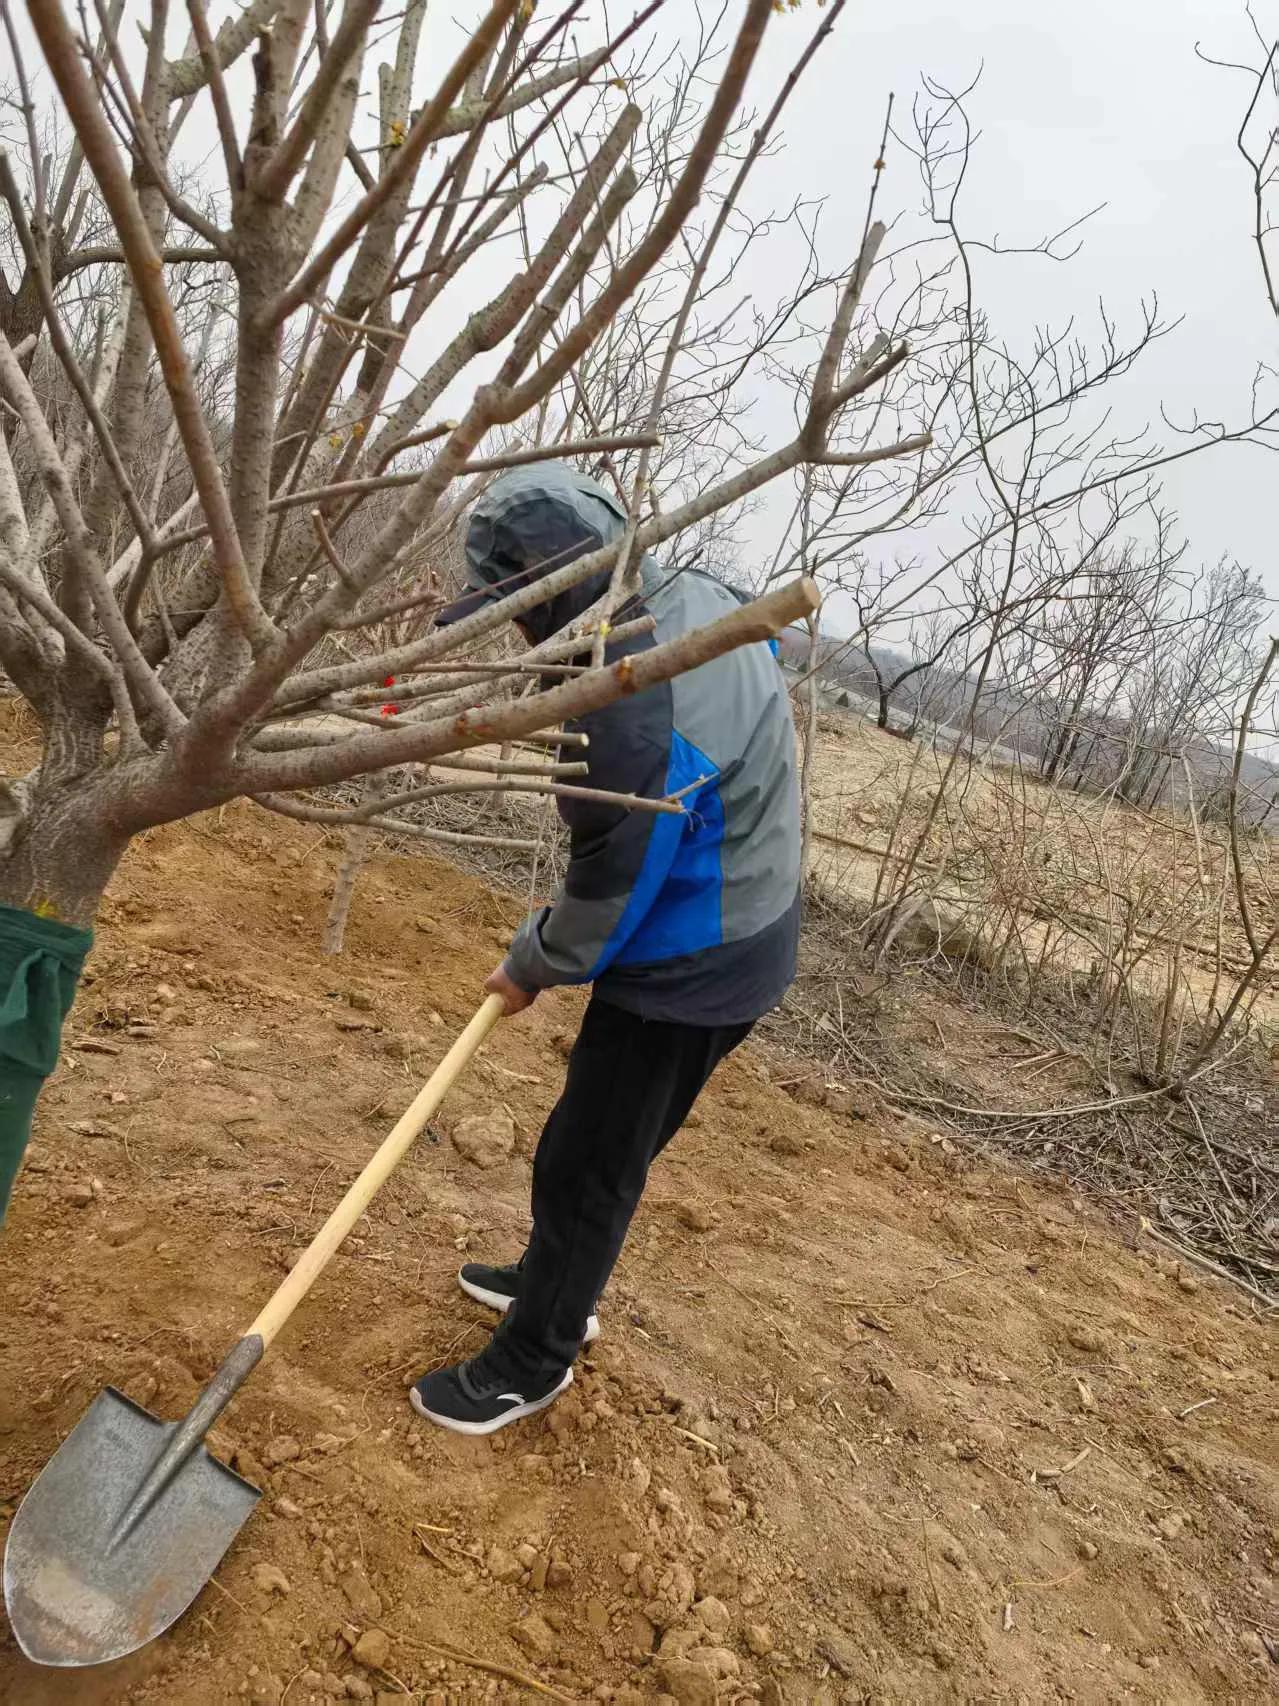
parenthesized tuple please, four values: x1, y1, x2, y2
(1, 804, 1275, 1705)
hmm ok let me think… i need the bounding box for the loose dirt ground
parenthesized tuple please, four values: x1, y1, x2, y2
(1, 803, 1276, 1704)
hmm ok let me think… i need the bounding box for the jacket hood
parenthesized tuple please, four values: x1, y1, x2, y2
(459, 464, 638, 643)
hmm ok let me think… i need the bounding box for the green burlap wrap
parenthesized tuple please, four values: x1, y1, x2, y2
(0, 902, 92, 1224)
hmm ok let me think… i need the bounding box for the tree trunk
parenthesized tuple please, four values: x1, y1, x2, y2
(323, 825, 375, 955)
(876, 688, 890, 730)
(0, 785, 125, 927)
(322, 770, 398, 954)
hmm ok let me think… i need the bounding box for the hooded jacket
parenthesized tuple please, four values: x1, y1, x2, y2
(463, 465, 801, 1027)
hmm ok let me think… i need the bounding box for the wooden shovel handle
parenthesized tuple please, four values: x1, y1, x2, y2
(248, 994, 505, 1349)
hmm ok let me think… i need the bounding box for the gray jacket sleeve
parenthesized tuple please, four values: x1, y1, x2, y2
(503, 687, 679, 991)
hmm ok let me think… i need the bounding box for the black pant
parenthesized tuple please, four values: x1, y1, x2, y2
(493, 997, 752, 1381)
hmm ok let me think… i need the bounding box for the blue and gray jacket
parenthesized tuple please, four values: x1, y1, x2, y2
(463, 466, 801, 1028)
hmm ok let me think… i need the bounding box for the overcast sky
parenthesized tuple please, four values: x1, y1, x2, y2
(761, 0, 1277, 599)
(8, 0, 1276, 615)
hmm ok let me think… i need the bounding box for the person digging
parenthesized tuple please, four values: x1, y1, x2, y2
(410, 466, 801, 1435)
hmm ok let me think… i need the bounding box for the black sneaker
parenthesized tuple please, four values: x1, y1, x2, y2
(410, 1344, 572, 1436)
(458, 1260, 600, 1344)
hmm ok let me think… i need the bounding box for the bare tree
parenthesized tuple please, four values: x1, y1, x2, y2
(757, 71, 1276, 738)
(1198, 19, 1279, 316)
(0, 0, 962, 963)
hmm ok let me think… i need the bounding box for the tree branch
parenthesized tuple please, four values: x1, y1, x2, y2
(28, 0, 274, 651)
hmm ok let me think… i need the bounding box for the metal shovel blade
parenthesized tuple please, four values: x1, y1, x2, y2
(3, 1386, 260, 1668)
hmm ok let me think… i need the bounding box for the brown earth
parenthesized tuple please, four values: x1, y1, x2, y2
(0, 802, 1276, 1704)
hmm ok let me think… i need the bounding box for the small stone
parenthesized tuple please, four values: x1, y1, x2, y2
(675, 1202, 714, 1233)
(451, 1110, 516, 1169)
(769, 1130, 805, 1157)
(216, 1035, 261, 1061)
(232, 1446, 268, 1486)
(586, 1597, 609, 1635)
(702, 1464, 733, 1514)
(744, 1623, 774, 1656)
(351, 1628, 391, 1670)
(340, 1564, 384, 1621)
(529, 1554, 550, 1591)
(694, 1596, 730, 1636)
(819, 1630, 861, 1678)
(1078, 1540, 1099, 1561)
(345, 1680, 374, 1700)
(1157, 1512, 1185, 1541)
(547, 1560, 573, 1589)
(511, 1613, 557, 1662)
(62, 1183, 94, 1207)
(1139, 1654, 1161, 1671)
(250, 1562, 290, 1597)
(156, 983, 177, 1003)
(516, 1543, 540, 1569)
(101, 1217, 146, 1247)
(691, 1647, 739, 1679)
(646, 1560, 696, 1629)
(657, 1659, 716, 1706)
(1067, 1325, 1106, 1353)
(264, 1435, 301, 1466)
(487, 1545, 522, 1584)
(618, 1551, 641, 1576)
(628, 1457, 652, 1496)
(275, 1496, 303, 1518)
(1176, 1274, 1199, 1295)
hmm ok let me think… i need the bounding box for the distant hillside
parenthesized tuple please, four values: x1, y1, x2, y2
(776, 625, 1279, 830)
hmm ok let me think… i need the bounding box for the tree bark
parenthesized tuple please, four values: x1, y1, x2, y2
(0, 784, 125, 926)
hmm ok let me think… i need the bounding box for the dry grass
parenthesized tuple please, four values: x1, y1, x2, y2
(805, 714, 1279, 1056)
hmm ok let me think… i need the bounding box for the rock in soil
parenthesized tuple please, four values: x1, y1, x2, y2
(250, 1562, 290, 1597)
(511, 1612, 557, 1662)
(1068, 1324, 1106, 1353)
(675, 1202, 714, 1233)
(486, 1543, 522, 1583)
(351, 1628, 391, 1669)
(693, 1594, 730, 1636)
(243, 1671, 283, 1706)
(451, 1110, 516, 1169)
(657, 1657, 718, 1705)
(820, 1629, 861, 1678)
(339, 1564, 384, 1621)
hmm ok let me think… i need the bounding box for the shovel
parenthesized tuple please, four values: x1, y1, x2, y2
(3, 993, 505, 1669)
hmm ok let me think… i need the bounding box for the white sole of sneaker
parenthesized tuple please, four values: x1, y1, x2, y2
(457, 1271, 600, 1344)
(409, 1368, 574, 1436)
